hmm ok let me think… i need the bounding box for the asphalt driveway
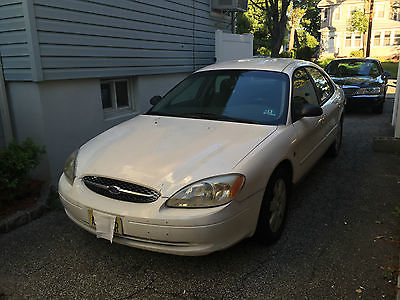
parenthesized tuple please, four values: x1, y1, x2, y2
(0, 100, 399, 299)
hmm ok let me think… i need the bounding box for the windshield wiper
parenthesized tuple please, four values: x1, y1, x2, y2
(181, 112, 262, 125)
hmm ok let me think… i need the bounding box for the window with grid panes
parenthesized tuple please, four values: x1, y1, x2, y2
(384, 31, 391, 46)
(374, 32, 381, 46)
(395, 31, 400, 45)
(101, 79, 133, 117)
(345, 33, 352, 47)
(354, 33, 362, 47)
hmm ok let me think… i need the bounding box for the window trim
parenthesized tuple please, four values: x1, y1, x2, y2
(374, 3, 386, 19)
(291, 67, 320, 123)
(304, 66, 335, 106)
(383, 30, 392, 46)
(334, 6, 341, 21)
(100, 78, 135, 119)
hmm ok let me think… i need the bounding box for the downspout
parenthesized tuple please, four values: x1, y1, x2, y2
(0, 57, 13, 146)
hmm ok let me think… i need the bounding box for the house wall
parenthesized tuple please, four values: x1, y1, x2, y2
(0, 0, 32, 80)
(7, 72, 188, 184)
(0, 113, 4, 149)
(1, 0, 227, 185)
(1, 0, 229, 82)
(319, 0, 400, 58)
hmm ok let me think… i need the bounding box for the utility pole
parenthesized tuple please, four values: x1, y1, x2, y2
(365, 0, 374, 57)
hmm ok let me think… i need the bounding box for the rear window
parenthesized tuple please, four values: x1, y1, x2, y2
(325, 60, 381, 78)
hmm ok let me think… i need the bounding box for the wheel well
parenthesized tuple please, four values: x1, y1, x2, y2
(275, 160, 293, 186)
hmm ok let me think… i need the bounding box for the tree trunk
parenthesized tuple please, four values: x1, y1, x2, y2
(270, 16, 288, 57)
(288, 25, 295, 51)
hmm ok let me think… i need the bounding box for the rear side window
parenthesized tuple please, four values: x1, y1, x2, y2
(306, 67, 333, 104)
(292, 68, 319, 122)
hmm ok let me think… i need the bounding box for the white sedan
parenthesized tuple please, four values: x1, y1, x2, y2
(59, 58, 345, 256)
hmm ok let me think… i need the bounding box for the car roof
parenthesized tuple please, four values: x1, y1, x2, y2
(197, 58, 314, 74)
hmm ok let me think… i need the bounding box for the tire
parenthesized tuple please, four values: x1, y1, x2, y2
(255, 167, 291, 244)
(372, 102, 383, 114)
(327, 116, 343, 157)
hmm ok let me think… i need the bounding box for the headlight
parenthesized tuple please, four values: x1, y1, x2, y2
(63, 150, 78, 185)
(166, 174, 245, 208)
(356, 86, 382, 95)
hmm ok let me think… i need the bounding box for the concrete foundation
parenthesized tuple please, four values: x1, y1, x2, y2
(6, 72, 188, 185)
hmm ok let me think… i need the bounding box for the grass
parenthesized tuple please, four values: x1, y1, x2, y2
(381, 61, 398, 79)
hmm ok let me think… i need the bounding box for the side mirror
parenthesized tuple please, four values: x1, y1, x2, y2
(382, 71, 391, 79)
(300, 104, 323, 118)
(150, 95, 162, 106)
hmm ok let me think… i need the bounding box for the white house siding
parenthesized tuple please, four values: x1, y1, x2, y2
(0, 0, 32, 80)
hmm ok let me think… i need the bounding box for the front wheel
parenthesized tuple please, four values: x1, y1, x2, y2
(255, 168, 290, 244)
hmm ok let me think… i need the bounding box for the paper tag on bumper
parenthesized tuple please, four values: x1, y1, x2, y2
(92, 210, 116, 243)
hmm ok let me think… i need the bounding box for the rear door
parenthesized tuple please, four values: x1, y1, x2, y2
(291, 67, 326, 177)
(306, 67, 340, 150)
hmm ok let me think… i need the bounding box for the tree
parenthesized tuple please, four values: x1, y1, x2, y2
(296, 0, 321, 43)
(236, 4, 271, 56)
(249, 0, 291, 57)
(348, 9, 369, 55)
(288, 6, 306, 51)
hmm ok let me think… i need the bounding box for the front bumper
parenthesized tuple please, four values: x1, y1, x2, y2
(58, 174, 262, 256)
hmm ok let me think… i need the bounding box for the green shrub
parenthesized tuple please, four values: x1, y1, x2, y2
(316, 58, 333, 67)
(350, 50, 363, 57)
(0, 138, 45, 204)
(280, 49, 296, 58)
(256, 47, 271, 57)
(296, 46, 315, 61)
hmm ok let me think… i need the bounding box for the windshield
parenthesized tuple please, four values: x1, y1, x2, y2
(325, 60, 381, 78)
(147, 70, 290, 125)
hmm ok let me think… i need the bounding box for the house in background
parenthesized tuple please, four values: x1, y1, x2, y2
(0, 0, 231, 184)
(318, 0, 400, 58)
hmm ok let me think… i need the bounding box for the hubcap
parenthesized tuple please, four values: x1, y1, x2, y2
(269, 178, 287, 233)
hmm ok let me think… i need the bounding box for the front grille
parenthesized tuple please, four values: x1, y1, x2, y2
(342, 87, 359, 96)
(82, 176, 160, 203)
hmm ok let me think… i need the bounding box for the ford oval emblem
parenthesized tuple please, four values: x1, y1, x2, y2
(108, 185, 121, 195)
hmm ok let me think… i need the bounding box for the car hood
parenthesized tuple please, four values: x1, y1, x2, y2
(330, 76, 383, 87)
(76, 115, 277, 197)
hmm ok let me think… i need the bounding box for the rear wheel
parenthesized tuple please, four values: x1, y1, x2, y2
(255, 167, 290, 244)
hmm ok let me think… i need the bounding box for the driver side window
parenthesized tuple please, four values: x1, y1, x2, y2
(292, 68, 319, 122)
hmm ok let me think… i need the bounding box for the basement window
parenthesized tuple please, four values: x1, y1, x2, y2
(101, 79, 134, 118)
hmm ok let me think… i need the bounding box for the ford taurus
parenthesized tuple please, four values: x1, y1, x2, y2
(59, 58, 345, 256)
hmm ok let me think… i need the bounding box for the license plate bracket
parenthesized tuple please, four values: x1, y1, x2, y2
(88, 209, 123, 235)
